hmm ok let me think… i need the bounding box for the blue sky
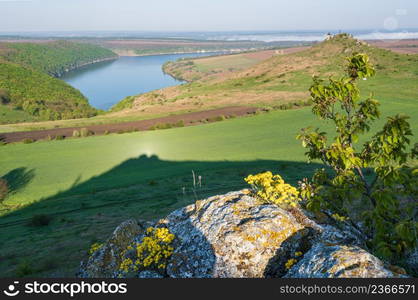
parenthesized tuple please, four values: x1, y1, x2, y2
(0, 0, 417, 32)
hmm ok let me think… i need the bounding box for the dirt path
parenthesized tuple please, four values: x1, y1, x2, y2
(0, 106, 257, 143)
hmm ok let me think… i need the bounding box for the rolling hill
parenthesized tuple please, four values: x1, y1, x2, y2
(114, 34, 418, 119)
(0, 41, 117, 123)
(0, 34, 417, 277)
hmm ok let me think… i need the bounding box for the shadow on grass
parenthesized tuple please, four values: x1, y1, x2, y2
(0, 155, 324, 277)
(0, 155, 323, 224)
(1, 167, 35, 195)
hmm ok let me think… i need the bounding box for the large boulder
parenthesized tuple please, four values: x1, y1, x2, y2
(78, 190, 406, 278)
(160, 191, 315, 278)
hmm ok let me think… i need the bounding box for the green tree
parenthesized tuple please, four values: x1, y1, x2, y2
(297, 53, 418, 261)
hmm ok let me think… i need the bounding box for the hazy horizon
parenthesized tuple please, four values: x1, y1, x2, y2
(1, 0, 417, 33)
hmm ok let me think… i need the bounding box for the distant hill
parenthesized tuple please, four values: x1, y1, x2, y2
(0, 41, 117, 123)
(115, 34, 418, 118)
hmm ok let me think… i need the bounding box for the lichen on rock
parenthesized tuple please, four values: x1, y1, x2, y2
(78, 219, 145, 278)
(78, 190, 408, 278)
(284, 243, 403, 278)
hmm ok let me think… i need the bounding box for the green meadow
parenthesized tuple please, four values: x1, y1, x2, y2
(0, 90, 417, 276)
(0, 36, 417, 277)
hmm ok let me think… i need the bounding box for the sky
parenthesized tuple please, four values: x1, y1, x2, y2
(0, 0, 418, 32)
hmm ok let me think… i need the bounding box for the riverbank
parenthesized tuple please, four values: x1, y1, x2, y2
(54, 56, 118, 77)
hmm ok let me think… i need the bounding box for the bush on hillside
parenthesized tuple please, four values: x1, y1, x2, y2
(29, 214, 52, 227)
(0, 88, 11, 104)
(22, 138, 34, 144)
(296, 53, 418, 262)
(0, 178, 9, 203)
(72, 130, 81, 138)
(80, 128, 93, 137)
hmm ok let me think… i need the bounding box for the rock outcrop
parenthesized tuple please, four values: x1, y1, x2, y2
(78, 219, 146, 278)
(79, 190, 407, 278)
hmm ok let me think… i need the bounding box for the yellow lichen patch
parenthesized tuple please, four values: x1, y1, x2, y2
(243, 233, 261, 242)
(295, 251, 303, 257)
(241, 189, 251, 195)
(245, 172, 300, 208)
(231, 201, 253, 218)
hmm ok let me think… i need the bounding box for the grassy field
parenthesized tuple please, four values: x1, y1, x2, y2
(120, 36, 418, 119)
(0, 105, 36, 125)
(163, 50, 277, 81)
(0, 89, 417, 276)
(0, 36, 417, 277)
(6, 36, 417, 133)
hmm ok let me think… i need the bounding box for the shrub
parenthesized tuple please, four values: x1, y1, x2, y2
(297, 53, 418, 261)
(104, 130, 110, 135)
(207, 115, 225, 122)
(174, 120, 185, 127)
(0, 88, 11, 104)
(150, 123, 173, 130)
(88, 242, 103, 255)
(0, 178, 8, 202)
(72, 130, 80, 137)
(245, 171, 300, 208)
(22, 138, 34, 144)
(16, 260, 34, 277)
(119, 227, 175, 273)
(80, 128, 93, 137)
(55, 135, 65, 141)
(29, 214, 52, 226)
(148, 180, 158, 186)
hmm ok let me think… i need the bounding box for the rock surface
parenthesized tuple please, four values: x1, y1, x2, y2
(284, 243, 397, 278)
(78, 219, 145, 278)
(78, 190, 405, 278)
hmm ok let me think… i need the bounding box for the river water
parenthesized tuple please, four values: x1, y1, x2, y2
(61, 53, 218, 110)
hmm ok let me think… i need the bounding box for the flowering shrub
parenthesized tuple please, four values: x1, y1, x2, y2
(119, 227, 175, 273)
(245, 171, 300, 208)
(88, 242, 103, 255)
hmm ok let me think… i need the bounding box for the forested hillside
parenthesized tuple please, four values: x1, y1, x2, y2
(0, 41, 117, 123)
(2, 41, 117, 77)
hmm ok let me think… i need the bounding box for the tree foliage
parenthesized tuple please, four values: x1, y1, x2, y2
(0, 41, 116, 121)
(4, 41, 117, 77)
(297, 53, 418, 261)
(0, 62, 97, 120)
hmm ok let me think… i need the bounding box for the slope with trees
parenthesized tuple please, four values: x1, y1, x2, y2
(0, 41, 117, 123)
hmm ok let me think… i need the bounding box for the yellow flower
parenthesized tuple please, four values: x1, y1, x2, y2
(245, 172, 300, 208)
(88, 242, 103, 255)
(285, 258, 297, 270)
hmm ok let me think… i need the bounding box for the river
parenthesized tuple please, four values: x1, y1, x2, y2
(61, 53, 219, 110)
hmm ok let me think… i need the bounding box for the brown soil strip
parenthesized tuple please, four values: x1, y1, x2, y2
(0, 106, 257, 144)
(368, 39, 418, 54)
